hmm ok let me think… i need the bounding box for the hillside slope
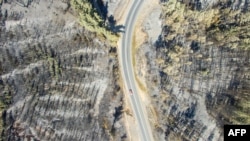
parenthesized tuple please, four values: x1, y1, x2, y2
(136, 0, 250, 140)
(0, 0, 126, 140)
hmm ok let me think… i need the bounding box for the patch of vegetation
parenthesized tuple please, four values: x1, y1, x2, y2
(48, 57, 61, 80)
(0, 85, 12, 140)
(71, 0, 119, 45)
(159, 0, 220, 76)
(162, 0, 250, 50)
(232, 94, 250, 124)
(161, 0, 250, 126)
(162, 0, 218, 43)
(207, 9, 250, 50)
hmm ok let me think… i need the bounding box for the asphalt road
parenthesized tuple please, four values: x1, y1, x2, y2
(120, 0, 154, 141)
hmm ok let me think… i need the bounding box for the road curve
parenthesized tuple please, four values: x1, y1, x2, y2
(120, 0, 154, 141)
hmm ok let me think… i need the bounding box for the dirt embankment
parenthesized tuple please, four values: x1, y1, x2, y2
(132, 0, 162, 140)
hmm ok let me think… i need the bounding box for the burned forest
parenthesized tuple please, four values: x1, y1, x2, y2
(0, 0, 126, 141)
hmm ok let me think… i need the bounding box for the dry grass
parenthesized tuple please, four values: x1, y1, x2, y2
(135, 75, 147, 92)
(102, 118, 109, 129)
(132, 31, 137, 67)
(122, 108, 133, 116)
(132, 30, 148, 92)
(149, 106, 159, 124)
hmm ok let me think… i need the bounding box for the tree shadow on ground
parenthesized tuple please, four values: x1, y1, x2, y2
(107, 15, 125, 33)
(89, 0, 125, 33)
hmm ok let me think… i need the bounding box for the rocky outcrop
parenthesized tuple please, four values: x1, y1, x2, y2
(0, 0, 126, 141)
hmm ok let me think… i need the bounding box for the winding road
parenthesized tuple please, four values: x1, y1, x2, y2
(120, 0, 154, 141)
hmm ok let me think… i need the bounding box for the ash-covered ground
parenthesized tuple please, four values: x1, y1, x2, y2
(0, 0, 126, 141)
